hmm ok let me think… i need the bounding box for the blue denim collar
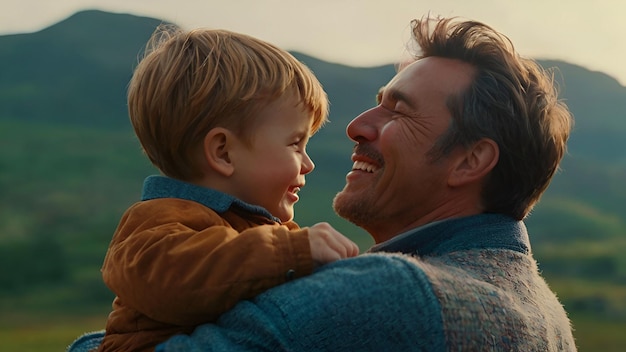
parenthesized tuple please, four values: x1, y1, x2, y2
(369, 213, 530, 256)
(141, 175, 281, 223)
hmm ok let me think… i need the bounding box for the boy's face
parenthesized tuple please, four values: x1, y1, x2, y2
(228, 90, 315, 222)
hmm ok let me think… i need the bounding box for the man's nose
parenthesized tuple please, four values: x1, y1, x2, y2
(346, 105, 386, 142)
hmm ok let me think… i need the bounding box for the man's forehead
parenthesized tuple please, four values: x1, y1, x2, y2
(376, 62, 423, 107)
(379, 57, 474, 103)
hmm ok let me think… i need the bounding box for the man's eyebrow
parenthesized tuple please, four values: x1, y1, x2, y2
(378, 86, 417, 111)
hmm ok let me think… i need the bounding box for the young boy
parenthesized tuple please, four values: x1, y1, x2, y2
(97, 25, 359, 352)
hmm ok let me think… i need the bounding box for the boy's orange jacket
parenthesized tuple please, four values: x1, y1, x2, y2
(98, 195, 313, 352)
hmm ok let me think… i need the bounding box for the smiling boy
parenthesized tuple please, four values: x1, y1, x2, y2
(96, 25, 358, 352)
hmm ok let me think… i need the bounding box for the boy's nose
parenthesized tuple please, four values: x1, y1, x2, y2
(301, 152, 315, 174)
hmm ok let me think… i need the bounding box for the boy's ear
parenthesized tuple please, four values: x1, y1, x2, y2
(202, 127, 235, 177)
(448, 138, 499, 187)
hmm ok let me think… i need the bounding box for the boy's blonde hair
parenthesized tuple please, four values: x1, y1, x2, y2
(128, 25, 329, 180)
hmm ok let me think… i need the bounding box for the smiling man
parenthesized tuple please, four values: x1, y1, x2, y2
(154, 16, 577, 351)
(333, 57, 481, 243)
(69, 15, 576, 352)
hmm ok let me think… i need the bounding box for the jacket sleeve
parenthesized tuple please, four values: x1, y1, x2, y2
(155, 254, 447, 352)
(101, 201, 314, 326)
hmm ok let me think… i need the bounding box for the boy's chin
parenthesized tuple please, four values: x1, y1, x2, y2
(273, 206, 294, 223)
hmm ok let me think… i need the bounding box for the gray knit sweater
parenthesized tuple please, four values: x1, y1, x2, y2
(68, 214, 577, 351)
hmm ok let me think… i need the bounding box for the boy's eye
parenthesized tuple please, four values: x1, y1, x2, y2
(292, 135, 309, 145)
(290, 141, 303, 150)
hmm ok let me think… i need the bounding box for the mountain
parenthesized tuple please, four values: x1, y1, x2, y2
(540, 60, 626, 162)
(1, 8, 625, 236)
(2, 10, 625, 157)
(0, 10, 166, 127)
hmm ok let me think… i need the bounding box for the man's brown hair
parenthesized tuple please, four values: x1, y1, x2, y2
(412, 16, 573, 219)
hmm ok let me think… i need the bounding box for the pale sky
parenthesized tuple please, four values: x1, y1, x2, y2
(2, 0, 625, 85)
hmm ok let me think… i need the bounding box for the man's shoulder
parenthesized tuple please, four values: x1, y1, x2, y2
(325, 252, 426, 273)
(342, 249, 537, 297)
(251, 252, 441, 305)
(227, 252, 447, 349)
(306, 253, 438, 296)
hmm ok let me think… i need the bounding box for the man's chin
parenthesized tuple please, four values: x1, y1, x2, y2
(331, 190, 348, 215)
(332, 191, 367, 226)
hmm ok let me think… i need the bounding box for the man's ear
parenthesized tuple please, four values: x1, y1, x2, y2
(448, 138, 499, 187)
(202, 127, 235, 177)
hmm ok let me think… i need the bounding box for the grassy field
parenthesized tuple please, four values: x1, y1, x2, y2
(0, 315, 105, 352)
(569, 313, 626, 351)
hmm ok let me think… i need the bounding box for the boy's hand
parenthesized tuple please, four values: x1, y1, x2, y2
(307, 222, 359, 267)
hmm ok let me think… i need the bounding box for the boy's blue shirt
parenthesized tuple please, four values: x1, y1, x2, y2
(142, 175, 281, 222)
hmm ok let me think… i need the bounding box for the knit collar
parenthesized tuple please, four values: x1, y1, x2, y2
(140, 175, 281, 223)
(369, 214, 530, 257)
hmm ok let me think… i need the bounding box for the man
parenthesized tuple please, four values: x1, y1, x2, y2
(156, 15, 576, 351)
(69, 15, 576, 351)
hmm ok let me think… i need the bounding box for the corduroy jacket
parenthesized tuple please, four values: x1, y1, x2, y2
(98, 175, 313, 352)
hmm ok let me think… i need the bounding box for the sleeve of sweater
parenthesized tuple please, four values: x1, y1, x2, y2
(156, 253, 446, 352)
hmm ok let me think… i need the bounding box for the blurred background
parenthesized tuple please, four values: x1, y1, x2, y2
(1, 1, 625, 351)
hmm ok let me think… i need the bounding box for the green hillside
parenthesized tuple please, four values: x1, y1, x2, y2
(1, 9, 625, 351)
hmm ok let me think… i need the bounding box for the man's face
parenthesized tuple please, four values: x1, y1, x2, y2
(333, 57, 475, 243)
